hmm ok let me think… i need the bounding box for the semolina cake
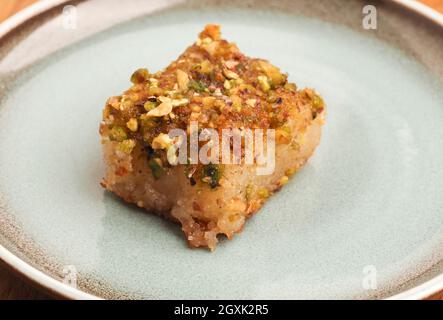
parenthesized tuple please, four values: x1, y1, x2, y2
(99, 24, 325, 250)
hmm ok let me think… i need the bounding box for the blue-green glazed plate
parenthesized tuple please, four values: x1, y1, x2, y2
(0, 0, 443, 299)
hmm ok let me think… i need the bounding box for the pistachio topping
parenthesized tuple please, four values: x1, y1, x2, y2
(257, 75, 271, 92)
(101, 24, 325, 186)
(130, 68, 149, 84)
(109, 126, 127, 142)
(126, 118, 138, 132)
(117, 139, 136, 154)
(201, 164, 221, 189)
(188, 80, 207, 92)
(151, 133, 173, 150)
(246, 99, 257, 108)
(144, 100, 157, 112)
(148, 158, 165, 179)
(176, 69, 190, 91)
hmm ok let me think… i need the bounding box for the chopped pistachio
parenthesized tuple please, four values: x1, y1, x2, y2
(213, 88, 222, 96)
(149, 78, 159, 87)
(312, 93, 324, 109)
(224, 80, 232, 90)
(202, 96, 216, 108)
(200, 60, 213, 73)
(126, 118, 138, 132)
(140, 117, 158, 131)
(144, 100, 157, 112)
(117, 139, 136, 154)
(130, 68, 149, 84)
(246, 99, 257, 108)
(148, 86, 162, 96)
(267, 93, 279, 103)
(176, 69, 190, 91)
(258, 75, 271, 92)
(148, 158, 165, 179)
(201, 164, 221, 189)
(151, 133, 172, 150)
(188, 80, 207, 92)
(231, 95, 242, 111)
(109, 126, 127, 142)
(257, 60, 286, 86)
(119, 97, 134, 110)
(202, 41, 218, 56)
(284, 83, 297, 91)
(128, 92, 140, 102)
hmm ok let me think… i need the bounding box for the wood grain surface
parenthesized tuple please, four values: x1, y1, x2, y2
(0, 0, 443, 301)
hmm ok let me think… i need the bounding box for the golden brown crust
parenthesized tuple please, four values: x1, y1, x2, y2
(101, 24, 324, 147)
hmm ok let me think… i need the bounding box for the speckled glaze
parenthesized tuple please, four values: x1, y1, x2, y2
(1, 0, 443, 299)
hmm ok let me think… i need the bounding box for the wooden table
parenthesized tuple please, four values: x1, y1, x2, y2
(1, 0, 443, 300)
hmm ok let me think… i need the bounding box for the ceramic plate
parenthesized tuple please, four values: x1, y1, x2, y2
(1, 0, 443, 299)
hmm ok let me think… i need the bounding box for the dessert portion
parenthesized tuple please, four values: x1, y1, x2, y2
(99, 25, 325, 250)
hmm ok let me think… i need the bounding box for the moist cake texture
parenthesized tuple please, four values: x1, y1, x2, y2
(99, 25, 325, 250)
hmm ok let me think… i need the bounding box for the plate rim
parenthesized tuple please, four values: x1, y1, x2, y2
(0, 0, 442, 300)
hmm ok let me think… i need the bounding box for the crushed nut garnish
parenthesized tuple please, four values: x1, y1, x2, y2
(126, 118, 138, 132)
(117, 139, 136, 154)
(146, 102, 173, 117)
(223, 69, 239, 80)
(109, 126, 128, 142)
(130, 68, 149, 84)
(246, 99, 257, 108)
(152, 133, 173, 150)
(176, 69, 190, 92)
(224, 60, 239, 70)
(144, 100, 157, 112)
(257, 75, 271, 92)
(149, 78, 159, 87)
(102, 24, 325, 190)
